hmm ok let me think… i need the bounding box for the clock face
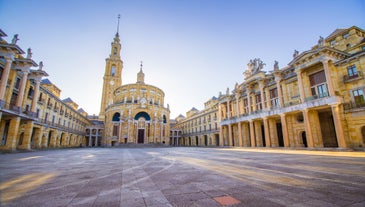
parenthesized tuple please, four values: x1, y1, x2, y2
(110, 80, 114, 85)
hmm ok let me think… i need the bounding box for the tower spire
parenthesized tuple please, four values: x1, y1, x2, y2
(116, 14, 121, 36)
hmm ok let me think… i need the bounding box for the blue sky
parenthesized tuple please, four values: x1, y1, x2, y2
(1, 0, 364, 118)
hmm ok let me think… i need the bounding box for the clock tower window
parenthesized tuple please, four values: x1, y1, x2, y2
(111, 66, 116, 76)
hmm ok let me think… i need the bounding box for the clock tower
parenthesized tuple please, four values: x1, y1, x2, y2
(99, 31, 123, 121)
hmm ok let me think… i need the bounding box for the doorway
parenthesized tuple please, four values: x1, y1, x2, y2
(138, 129, 144, 144)
(301, 131, 308, 147)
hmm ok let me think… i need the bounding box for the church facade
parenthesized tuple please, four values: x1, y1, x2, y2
(98, 32, 170, 146)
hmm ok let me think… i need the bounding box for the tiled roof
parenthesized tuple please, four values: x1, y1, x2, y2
(62, 97, 74, 103)
(41, 78, 52, 85)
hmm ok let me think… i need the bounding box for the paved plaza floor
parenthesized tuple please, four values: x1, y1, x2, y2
(0, 147, 365, 207)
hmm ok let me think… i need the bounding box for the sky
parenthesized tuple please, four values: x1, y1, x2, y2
(1, 0, 364, 119)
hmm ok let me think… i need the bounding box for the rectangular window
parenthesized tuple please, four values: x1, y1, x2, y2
(353, 89, 365, 107)
(330, 40, 336, 47)
(14, 77, 21, 90)
(342, 33, 350, 39)
(0, 68, 3, 80)
(347, 65, 358, 79)
(113, 125, 118, 136)
(309, 70, 328, 98)
(255, 94, 262, 110)
(270, 88, 279, 107)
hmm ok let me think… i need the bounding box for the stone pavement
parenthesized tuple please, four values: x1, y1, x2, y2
(0, 147, 365, 207)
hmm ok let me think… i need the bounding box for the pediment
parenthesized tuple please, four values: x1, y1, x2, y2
(289, 47, 349, 67)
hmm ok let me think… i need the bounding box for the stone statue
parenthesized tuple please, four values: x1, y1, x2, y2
(226, 87, 230, 95)
(246, 58, 265, 76)
(274, 60, 279, 70)
(11, 34, 19, 44)
(38, 61, 44, 70)
(293, 50, 299, 58)
(318, 36, 324, 47)
(27, 48, 32, 59)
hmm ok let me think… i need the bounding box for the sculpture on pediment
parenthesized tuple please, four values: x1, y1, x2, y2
(27, 48, 32, 59)
(318, 36, 324, 47)
(11, 34, 19, 44)
(274, 60, 279, 70)
(39, 61, 44, 70)
(293, 50, 299, 58)
(244, 58, 265, 78)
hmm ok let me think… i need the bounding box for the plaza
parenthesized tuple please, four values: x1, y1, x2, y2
(1, 147, 365, 207)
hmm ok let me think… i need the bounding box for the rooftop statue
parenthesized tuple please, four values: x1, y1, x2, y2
(244, 58, 265, 78)
(293, 50, 299, 58)
(27, 48, 32, 59)
(274, 60, 279, 70)
(11, 34, 19, 44)
(318, 36, 324, 47)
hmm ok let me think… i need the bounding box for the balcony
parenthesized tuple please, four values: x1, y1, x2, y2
(305, 92, 329, 102)
(344, 101, 365, 112)
(343, 71, 363, 83)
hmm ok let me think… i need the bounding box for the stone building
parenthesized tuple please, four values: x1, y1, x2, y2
(174, 26, 365, 149)
(172, 97, 220, 147)
(0, 29, 91, 151)
(98, 32, 170, 146)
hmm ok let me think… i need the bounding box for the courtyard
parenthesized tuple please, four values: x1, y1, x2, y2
(0, 147, 365, 207)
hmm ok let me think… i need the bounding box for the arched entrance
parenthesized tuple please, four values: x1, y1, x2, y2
(134, 112, 151, 144)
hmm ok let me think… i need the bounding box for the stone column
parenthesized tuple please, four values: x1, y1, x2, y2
(247, 87, 252, 114)
(296, 69, 305, 103)
(95, 129, 99, 147)
(274, 74, 284, 107)
(254, 121, 263, 147)
(322, 59, 335, 96)
(269, 119, 278, 147)
(258, 80, 266, 110)
(331, 104, 347, 148)
(219, 125, 224, 146)
(4, 117, 21, 151)
(249, 120, 255, 147)
(265, 87, 272, 109)
(0, 53, 14, 100)
(303, 109, 314, 148)
(228, 124, 232, 146)
(31, 77, 42, 112)
(88, 129, 92, 147)
(15, 68, 30, 108)
(18, 121, 34, 150)
(280, 114, 290, 147)
(263, 117, 271, 147)
(227, 100, 231, 118)
(242, 122, 250, 147)
(237, 122, 243, 147)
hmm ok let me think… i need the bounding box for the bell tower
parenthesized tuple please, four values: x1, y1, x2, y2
(99, 15, 123, 121)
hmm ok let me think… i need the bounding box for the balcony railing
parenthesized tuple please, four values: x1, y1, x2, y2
(344, 71, 363, 83)
(0, 100, 37, 118)
(343, 101, 365, 111)
(305, 92, 330, 102)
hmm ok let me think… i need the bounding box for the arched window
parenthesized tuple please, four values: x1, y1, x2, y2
(134, 112, 150, 121)
(163, 115, 167, 124)
(111, 66, 116, 76)
(112, 112, 120, 122)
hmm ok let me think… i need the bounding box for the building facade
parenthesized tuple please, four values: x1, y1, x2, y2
(172, 97, 220, 147)
(0, 30, 91, 151)
(99, 32, 170, 146)
(174, 26, 365, 149)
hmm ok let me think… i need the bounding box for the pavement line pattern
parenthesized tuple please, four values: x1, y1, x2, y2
(0, 147, 364, 207)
